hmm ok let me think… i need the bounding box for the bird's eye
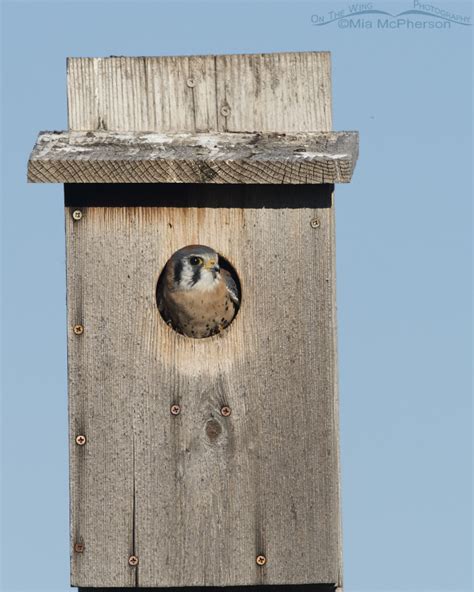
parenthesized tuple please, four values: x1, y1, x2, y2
(189, 256, 203, 266)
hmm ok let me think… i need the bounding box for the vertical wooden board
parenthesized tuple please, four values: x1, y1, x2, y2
(67, 53, 331, 133)
(215, 52, 332, 132)
(68, 56, 219, 132)
(127, 56, 193, 132)
(100, 57, 149, 132)
(67, 209, 137, 587)
(67, 194, 341, 587)
(146, 55, 218, 132)
(187, 55, 219, 131)
(67, 58, 100, 131)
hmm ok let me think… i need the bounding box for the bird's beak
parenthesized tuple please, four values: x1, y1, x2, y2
(204, 259, 220, 273)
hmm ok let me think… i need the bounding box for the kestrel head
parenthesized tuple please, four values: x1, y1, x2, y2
(168, 245, 220, 292)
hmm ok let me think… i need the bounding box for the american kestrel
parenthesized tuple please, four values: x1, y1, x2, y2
(157, 245, 240, 338)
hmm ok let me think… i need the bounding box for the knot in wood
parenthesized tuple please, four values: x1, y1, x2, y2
(205, 418, 222, 442)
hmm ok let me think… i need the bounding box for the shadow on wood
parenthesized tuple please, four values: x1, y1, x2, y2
(64, 183, 334, 209)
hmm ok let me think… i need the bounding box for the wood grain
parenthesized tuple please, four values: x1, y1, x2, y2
(215, 52, 332, 133)
(28, 130, 358, 185)
(67, 53, 332, 133)
(67, 195, 341, 587)
(67, 209, 137, 587)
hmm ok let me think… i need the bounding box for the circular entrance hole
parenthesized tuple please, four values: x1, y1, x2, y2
(156, 245, 241, 339)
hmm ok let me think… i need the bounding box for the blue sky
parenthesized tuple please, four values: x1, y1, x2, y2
(1, 1, 472, 591)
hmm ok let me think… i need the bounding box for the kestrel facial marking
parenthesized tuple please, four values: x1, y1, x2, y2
(157, 245, 240, 339)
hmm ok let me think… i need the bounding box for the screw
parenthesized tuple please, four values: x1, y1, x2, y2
(310, 218, 320, 229)
(256, 554, 266, 566)
(220, 105, 231, 117)
(186, 77, 195, 88)
(170, 404, 181, 416)
(74, 542, 84, 553)
(73, 324, 84, 335)
(72, 210, 83, 221)
(75, 435, 86, 446)
(220, 406, 231, 417)
(128, 555, 139, 566)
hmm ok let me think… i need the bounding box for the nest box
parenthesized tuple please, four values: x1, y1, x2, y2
(28, 52, 359, 590)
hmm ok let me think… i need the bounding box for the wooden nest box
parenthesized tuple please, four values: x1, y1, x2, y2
(28, 52, 359, 591)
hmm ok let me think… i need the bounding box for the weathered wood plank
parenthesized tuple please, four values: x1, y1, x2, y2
(66, 191, 341, 587)
(186, 56, 220, 132)
(67, 58, 100, 131)
(67, 53, 332, 133)
(66, 210, 136, 587)
(215, 52, 332, 132)
(28, 130, 358, 184)
(68, 56, 219, 132)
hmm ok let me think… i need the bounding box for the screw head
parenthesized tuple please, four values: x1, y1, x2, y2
(186, 77, 196, 88)
(75, 435, 86, 446)
(128, 555, 139, 566)
(310, 218, 320, 229)
(220, 105, 231, 117)
(170, 404, 181, 416)
(74, 542, 84, 553)
(220, 406, 231, 417)
(73, 324, 84, 335)
(72, 210, 83, 221)
(256, 554, 266, 566)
